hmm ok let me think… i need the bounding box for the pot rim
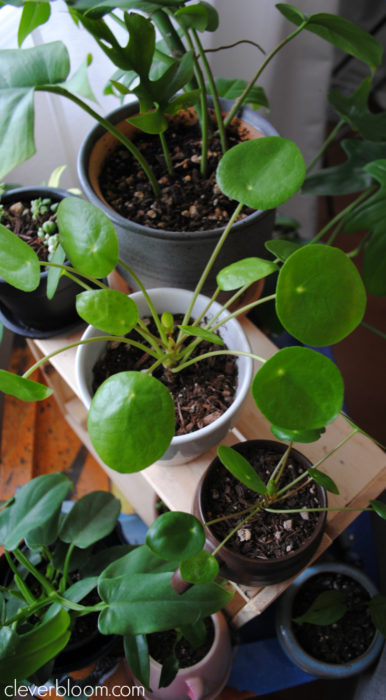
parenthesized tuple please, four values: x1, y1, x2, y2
(195, 439, 327, 567)
(75, 287, 253, 448)
(275, 562, 384, 674)
(77, 98, 279, 241)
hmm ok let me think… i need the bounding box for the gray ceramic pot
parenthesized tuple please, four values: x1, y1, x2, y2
(77, 99, 278, 295)
(275, 562, 384, 679)
(0, 187, 81, 337)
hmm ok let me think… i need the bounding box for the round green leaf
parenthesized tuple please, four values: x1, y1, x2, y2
(216, 137, 306, 210)
(0, 370, 53, 402)
(76, 289, 139, 335)
(217, 445, 267, 495)
(88, 372, 175, 473)
(0, 223, 40, 291)
(276, 245, 367, 346)
(252, 347, 344, 430)
(59, 491, 121, 548)
(216, 257, 278, 291)
(57, 197, 118, 277)
(180, 550, 219, 584)
(271, 425, 325, 443)
(146, 511, 205, 561)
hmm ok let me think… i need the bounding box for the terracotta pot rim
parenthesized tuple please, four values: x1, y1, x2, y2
(196, 439, 327, 567)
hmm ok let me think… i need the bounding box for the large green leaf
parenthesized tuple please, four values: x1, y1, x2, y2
(0, 473, 71, 550)
(0, 42, 70, 178)
(270, 425, 325, 444)
(98, 572, 232, 635)
(277, 5, 382, 72)
(25, 506, 62, 549)
(0, 370, 53, 402)
(100, 544, 176, 580)
(328, 79, 386, 142)
(124, 634, 150, 690)
(0, 223, 41, 291)
(217, 445, 267, 495)
(216, 137, 306, 210)
(252, 347, 344, 430)
(59, 491, 121, 548)
(88, 372, 175, 473)
(0, 610, 71, 683)
(276, 245, 366, 346)
(175, 3, 219, 32)
(345, 160, 386, 233)
(217, 257, 278, 290)
(76, 289, 139, 335)
(57, 197, 119, 277)
(303, 139, 386, 196)
(146, 512, 205, 562)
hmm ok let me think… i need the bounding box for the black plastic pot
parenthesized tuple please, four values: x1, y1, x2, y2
(77, 99, 278, 294)
(0, 187, 82, 337)
(193, 439, 327, 587)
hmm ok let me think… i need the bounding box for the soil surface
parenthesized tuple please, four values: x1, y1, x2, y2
(99, 113, 254, 231)
(147, 617, 214, 669)
(1, 197, 58, 262)
(202, 446, 323, 560)
(292, 571, 376, 663)
(92, 315, 238, 435)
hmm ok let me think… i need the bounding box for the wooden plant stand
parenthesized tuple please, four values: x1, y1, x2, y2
(28, 317, 386, 628)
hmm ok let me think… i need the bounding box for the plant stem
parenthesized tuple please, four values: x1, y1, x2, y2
(42, 262, 109, 289)
(309, 186, 376, 244)
(361, 322, 386, 340)
(60, 542, 75, 594)
(160, 132, 174, 175)
(269, 444, 292, 488)
(173, 348, 266, 373)
(211, 502, 264, 557)
(180, 26, 209, 176)
(224, 22, 308, 127)
(207, 293, 276, 332)
(177, 202, 244, 343)
(4, 552, 36, 605)
(13, 548, 56, 597)
(192, 28, 227, 154)
(36, 86, 160, 197)
(306, 120, 345, 174)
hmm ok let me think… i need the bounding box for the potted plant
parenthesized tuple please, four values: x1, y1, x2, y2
(0, 2, 382, 292)
(0, 472, 233, 694)
(0, 127, 372, 474)
(0, 185, 83, 337)
(275, 561, 386, 678)
(191, 435, 386, 587)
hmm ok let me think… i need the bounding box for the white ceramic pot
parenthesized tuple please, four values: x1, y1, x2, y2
(135, 612, 233, 700)
(75, 288, 253, 466)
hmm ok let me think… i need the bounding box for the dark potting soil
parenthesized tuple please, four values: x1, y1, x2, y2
(92, 315, 237, 435)
(99, 113, 255, 231)
(1, 198, 57, 262)
(202, 447, 323, 560)
(292, 572, 376, 664)
(147, 617, 214, 668)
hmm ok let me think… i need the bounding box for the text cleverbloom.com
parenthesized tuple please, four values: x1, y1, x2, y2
(3, 680, 145, 697)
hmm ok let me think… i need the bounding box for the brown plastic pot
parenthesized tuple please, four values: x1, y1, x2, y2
(193, 439, 327, 587)
(77, 98, 278, 295)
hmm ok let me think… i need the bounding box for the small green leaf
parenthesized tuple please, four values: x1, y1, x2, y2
(252, 347, 344, 430)
(368, 594, 386, 636)
(270, 425, 325, 443)
(46, 243, 66, 300)
(0, 370, 53, 402)
(76, 289, 139, 334)
(88, 372, 175, 472)
(180, 550, 219, 584)
(217, 445, 267, 494)
(161, 311, 174, 333)
(159, 652, 179, 688)
(293, 590, 347, 626)
(124, 634, 150, 690)
(276, 245, 366, 346)
(59, 491, 121, 548)
(213, 78, 268, 109)
(370, 499, 386, 519)
(146, 512, 205, 562)
(265, 240, 302, 261)
(18, 2, 51, 46)
(175, 3, 219, 32)
(179, 619, 207, 648)
(276, 3, 306, 25)
(57, 197, 119, 277)
(127, 108, 168, 135)
(62, 54, 98, 103)
(328, 79, 386, 142)
(216, 137, 306, 210)
(217, 257, 278, 291)
(362, 225, 386, 297)
(177, 325, 224, 345)
(0, 223, 41, 291)
(307, 468, 339, 495)
(345, 160, 386, 233)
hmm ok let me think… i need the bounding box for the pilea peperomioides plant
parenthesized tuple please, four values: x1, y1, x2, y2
(0, 473, 232, 688)
(0, 134, 370, 473)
